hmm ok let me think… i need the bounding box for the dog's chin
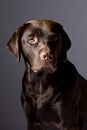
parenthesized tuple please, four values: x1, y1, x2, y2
(31, 65, 57, 74)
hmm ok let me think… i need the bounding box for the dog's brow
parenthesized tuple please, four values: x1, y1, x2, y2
(29, 28, 43, 36)
(47, 33, 58, 38)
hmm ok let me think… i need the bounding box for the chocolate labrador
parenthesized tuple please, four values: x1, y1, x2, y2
(6, 20, 87, 130)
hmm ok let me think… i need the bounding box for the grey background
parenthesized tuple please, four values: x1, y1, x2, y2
(0, 0, 87, 130)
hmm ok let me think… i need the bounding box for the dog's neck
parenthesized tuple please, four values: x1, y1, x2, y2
(23, 59, 77, 93)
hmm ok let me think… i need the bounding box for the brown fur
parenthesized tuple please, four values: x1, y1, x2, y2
(6, 20, 87, 130)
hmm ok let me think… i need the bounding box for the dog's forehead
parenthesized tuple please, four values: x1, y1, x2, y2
(26, 20, 61, 34)
(27, 20, 56, 27)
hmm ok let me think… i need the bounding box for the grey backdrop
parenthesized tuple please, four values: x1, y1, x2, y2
(0, 0, 87, 130)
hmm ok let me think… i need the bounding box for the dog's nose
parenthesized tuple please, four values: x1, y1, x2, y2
(40, 51, 53, 60)
(40, 51, 47, 60)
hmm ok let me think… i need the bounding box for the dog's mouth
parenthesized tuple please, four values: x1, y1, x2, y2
(31, 63, 57, 74)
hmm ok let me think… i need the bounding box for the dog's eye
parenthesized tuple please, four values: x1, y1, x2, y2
(27, 36, 38, 45)
(52, 36, 59, 41)
(49, 34, 59, 41)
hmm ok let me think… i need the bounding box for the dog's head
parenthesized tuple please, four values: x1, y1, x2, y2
(6, 20, 71, 73)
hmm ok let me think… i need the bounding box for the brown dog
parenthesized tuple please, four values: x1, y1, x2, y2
(6, 20, 87, 130)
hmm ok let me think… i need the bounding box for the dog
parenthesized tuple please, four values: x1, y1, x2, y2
(6, 20, 87, 130)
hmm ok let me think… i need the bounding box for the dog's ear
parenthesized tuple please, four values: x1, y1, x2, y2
(62, 29, 71, 52)
(60, 28, 71, 61)
(6, 25, 23, 62)
(56, 23, 71, 52)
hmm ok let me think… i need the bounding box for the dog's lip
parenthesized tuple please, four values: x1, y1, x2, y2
(31, 65, 57, 73)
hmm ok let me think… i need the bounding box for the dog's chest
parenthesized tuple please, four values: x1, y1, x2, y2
(27, 81, 54, 108)
(26, 81, 63, 125)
